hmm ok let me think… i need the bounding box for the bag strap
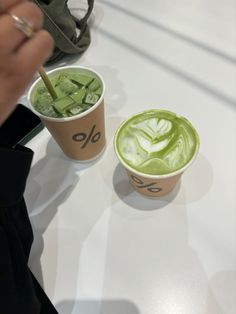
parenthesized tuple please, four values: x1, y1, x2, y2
(74, 0, 94, 32)
(34, 0, 94, 53)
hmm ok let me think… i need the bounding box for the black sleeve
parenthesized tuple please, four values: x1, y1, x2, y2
(0, 143, 58, 314)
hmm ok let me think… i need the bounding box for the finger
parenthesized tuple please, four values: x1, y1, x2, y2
(0, 2, 43, 53)
(0, 0, 26, 13)
(0, 30, 54, 120)
(15, 29, 54, 78)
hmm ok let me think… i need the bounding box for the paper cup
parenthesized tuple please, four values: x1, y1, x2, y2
(114, 109, 200, 197)
(28, 66, 106, 161)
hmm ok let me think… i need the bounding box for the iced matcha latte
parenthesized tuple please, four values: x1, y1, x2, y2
(28, 66, 106, 161)
(31, 70, 103, 118)
(114, 109, 200, 197)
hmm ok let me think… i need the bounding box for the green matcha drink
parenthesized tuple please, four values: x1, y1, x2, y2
(31, 69, 103, 118)
(114, 109, 200, 197)
(28, 66, 106, 161)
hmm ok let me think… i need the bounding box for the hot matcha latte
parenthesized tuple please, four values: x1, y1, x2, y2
(114, 110, 200, 176)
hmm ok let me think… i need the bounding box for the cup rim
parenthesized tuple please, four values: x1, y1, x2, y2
(114, 109, 200, 179)
(27, 65, 105, 122)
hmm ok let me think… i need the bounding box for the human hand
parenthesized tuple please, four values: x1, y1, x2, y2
(0, 0, 54, 125)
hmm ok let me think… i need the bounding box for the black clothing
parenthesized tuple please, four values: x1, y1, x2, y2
(0, 143, 58, 314)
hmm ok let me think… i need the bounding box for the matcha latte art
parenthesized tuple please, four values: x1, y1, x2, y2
(114, 110, 200, 176)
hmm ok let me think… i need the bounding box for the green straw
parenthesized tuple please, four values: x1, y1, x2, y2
(38, 66, 58, 100)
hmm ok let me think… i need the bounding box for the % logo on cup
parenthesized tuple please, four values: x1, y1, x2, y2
(130, 175, 162, 193)
(72, 124, 101, 149)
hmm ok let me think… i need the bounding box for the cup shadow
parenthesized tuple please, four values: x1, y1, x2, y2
(25, 149, 79, 216)
(56, 298, 140, 314)
(26, 135, 103, 292)
(172, 153, 213, 205)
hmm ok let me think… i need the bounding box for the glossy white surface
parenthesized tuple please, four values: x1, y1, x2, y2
(24, 0, 236, 313)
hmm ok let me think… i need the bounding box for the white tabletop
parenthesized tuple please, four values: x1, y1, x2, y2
(24, 0, 236, 313)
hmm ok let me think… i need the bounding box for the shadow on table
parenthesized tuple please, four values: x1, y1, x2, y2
(25, 136, 102, 216)
(56, 298, 140, 314)
(96, 28, 236, 109)
(98, 0, 236, 65)
(26, 136, 102, 292)
(205, 270, 236, 314)
(101, 184, 224, 313)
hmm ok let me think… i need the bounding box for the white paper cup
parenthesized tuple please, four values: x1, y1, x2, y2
(28, 66, 106, 161)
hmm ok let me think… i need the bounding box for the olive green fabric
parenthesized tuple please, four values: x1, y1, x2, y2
(34, 0, 94, 64)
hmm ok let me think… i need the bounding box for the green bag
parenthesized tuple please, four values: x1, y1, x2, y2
(34, 0, 94, 64)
